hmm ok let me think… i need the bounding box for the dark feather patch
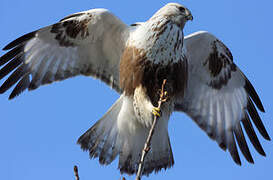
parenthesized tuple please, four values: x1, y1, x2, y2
(50, 16, 91, 47)
(3, 31, 36, 50)
(0, 64, 27, 93)
(0, 44, 24, 66)
(244, 77, 265, 112)
(234, 123, 254, 163)
(205, 40, 236, 89)
(247, 99, 270, 140)
(208, 42, 223, 77)
(0, 53, 23, 80)
(242, 113, 266, 156)
(51, 23, 75, 47)
(9, 74, 30, 99)
(227, 132, 241, 165)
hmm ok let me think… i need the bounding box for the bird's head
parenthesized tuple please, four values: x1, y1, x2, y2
(152, 3, 193, 29)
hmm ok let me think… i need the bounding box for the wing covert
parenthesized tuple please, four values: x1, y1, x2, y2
(0, 8, 129, 99)
(175, 31, 270, 164)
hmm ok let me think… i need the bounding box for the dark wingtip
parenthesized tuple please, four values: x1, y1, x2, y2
(262, 131, 271, 141)
(260, 107, 265, 113)
(8, 94, 15, 100)
(242, 113, 266, 156)
(8, 74, 30, 100)
(0, 45, 24, 67)
(219, 142, 227, 151)
(234, 158, 242, 166)
(3, 30, 37, 50)
(244, 77, 265, 112)
(248, 158, 254, 164)
(258, 149, 266, 157)
(234, 123, 255, 164)
(247, 99, 271, 141)
(2, 46, 9, 51)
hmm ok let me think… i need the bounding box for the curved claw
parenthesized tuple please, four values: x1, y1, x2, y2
(152, 107, 161, 117)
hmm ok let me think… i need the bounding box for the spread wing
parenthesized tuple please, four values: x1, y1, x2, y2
(0, 8, 129, 99)
(175, 31, 270, 165)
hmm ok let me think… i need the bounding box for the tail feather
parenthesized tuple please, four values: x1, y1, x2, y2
(77, 95, 123, 164)
(99, 124, 120, 164)
(117, 96, 174, 175)
(118, 125, 174, 175)
(143, 136, 174, 175)
(77, 95, 174, 175)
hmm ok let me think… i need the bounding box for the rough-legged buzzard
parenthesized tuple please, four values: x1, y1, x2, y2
(0, 3, 270, 176)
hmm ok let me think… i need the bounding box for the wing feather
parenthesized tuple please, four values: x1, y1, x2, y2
(9, 74, 30, 99)
(0, 53, 23, 80)
(226, 129, 241, 165)
(0, 44, 24, 66)
(0, 8, 129, 99)
(3, 31, 37, 51)
(244, 76, 265, 112)
(175, 31, 270, 164)
(0, 64, 28, 93)
(234, 122, 254, 163)
(247, 98, 270, 140)
(242, 113, 266, 156)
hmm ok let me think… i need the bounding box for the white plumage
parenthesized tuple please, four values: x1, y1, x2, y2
(0, 2, 270, 177)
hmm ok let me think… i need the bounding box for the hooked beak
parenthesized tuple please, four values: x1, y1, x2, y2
(186, 14, 193, 21)
(185, 9, 193, 21)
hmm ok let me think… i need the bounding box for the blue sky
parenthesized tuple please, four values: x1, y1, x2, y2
(1, 0, 272, 180)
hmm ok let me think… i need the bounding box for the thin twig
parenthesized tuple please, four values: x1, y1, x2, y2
(74, 165, 80, 180)
(135, 79, 168, 180)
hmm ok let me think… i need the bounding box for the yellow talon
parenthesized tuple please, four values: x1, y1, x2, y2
(152, 107, 161, 117)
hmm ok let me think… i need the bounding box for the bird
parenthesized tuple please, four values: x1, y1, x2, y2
(0, 2, 270, 176)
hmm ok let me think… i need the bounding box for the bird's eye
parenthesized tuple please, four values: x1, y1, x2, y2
(179, 7, 185, 13)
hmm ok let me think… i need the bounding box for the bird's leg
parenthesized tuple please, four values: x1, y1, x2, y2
(152, 88, 169, 117)
(162, 91, 168, 102)
(152, 107, 161, 117)
(135, 79, 168, 180)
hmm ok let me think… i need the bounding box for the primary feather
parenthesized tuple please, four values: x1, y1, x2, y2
(0, 3, 270, 177)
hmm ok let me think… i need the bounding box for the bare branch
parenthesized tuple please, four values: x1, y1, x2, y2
(135, 79, 168, 180)
(74, 165, 80, 180)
